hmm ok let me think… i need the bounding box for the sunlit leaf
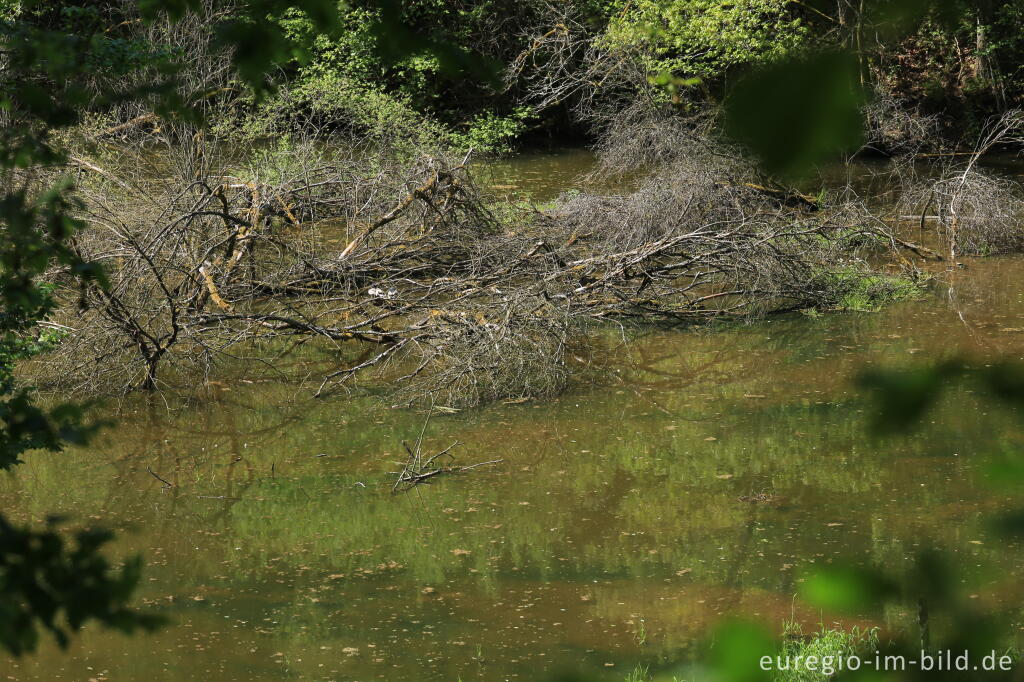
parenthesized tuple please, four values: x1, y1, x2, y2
(293, 0, 341, 32)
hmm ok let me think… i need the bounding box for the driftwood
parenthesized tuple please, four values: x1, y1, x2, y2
(389, 411, 503, 491)
(391, 439, 503, 492)
(46, 130, 928, 405)
(93, 113, 159, 139)
(147, 465, 173, 489)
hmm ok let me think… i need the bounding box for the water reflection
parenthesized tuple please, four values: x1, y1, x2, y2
(4, 160, 1024, 680)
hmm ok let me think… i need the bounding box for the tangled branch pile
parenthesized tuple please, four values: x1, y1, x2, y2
(899, 170, 1024, 257)
(39, 128, 912, 407)
(895, 109, 1024, 259)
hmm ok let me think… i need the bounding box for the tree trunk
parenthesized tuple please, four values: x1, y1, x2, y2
(974, 15, 987, 81)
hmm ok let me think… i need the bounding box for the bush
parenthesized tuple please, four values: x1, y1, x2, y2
(451, 107, 535, 156)
(899, 168, 1024, 257)
(601, 0, 808, 86)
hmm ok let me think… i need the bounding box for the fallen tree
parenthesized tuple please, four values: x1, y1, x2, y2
(34, 128, 926, 407)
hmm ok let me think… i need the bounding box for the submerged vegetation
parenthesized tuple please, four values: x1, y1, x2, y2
(810, 268, 925, 312)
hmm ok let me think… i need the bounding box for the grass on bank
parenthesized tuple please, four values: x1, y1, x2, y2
(623, 622, 879, 682)
(812, 266, 926, 313)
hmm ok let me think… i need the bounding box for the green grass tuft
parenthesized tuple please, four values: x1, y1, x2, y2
(772, 622, 879, 681)
(811, 266, 925, 312)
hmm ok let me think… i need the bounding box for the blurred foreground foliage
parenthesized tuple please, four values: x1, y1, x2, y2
(2, 0, 1023, 669)
(665, 358, 1024, 682)
(0, 516, 165, 657)
(0, 0, 468, 657)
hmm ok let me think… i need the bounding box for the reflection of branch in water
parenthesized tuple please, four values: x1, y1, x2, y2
(945, 275, 992, 352)
(610, 333, 740, 389)
(720, 507, 761, 614)
(604, 326, 809, 423)
(147, 465, 173, 489)
(595, 331, 744, 418)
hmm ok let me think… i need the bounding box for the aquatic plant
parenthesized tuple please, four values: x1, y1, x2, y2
(809, 266, 924, 312)
(773, 622, 879, 682)
(624, 664, 651, 682)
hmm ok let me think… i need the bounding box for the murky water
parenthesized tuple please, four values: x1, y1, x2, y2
(475, 147, 600, 201)
(4, 152, 1024, 680)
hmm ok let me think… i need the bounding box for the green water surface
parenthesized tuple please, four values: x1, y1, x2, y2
(2, 152, 1024, 681)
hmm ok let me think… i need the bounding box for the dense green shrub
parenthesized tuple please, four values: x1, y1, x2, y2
(602, 0, 809, 85)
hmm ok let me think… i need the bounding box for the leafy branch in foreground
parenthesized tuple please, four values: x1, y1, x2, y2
(0, 0, 484, 657)
(0, 516, 166, 657)
(666, 357, 1024, 682)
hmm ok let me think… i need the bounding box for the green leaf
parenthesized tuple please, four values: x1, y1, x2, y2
(707, 621, 774, 682)
(800, 565, 896, 612)
(725, 51, 866, 178)
(857, 361, 963, 434)
(293, 0, 341, 33)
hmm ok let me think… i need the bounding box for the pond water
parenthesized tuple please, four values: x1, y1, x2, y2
(475, 146, 600, 201)
(3, 151, 1024, 681)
